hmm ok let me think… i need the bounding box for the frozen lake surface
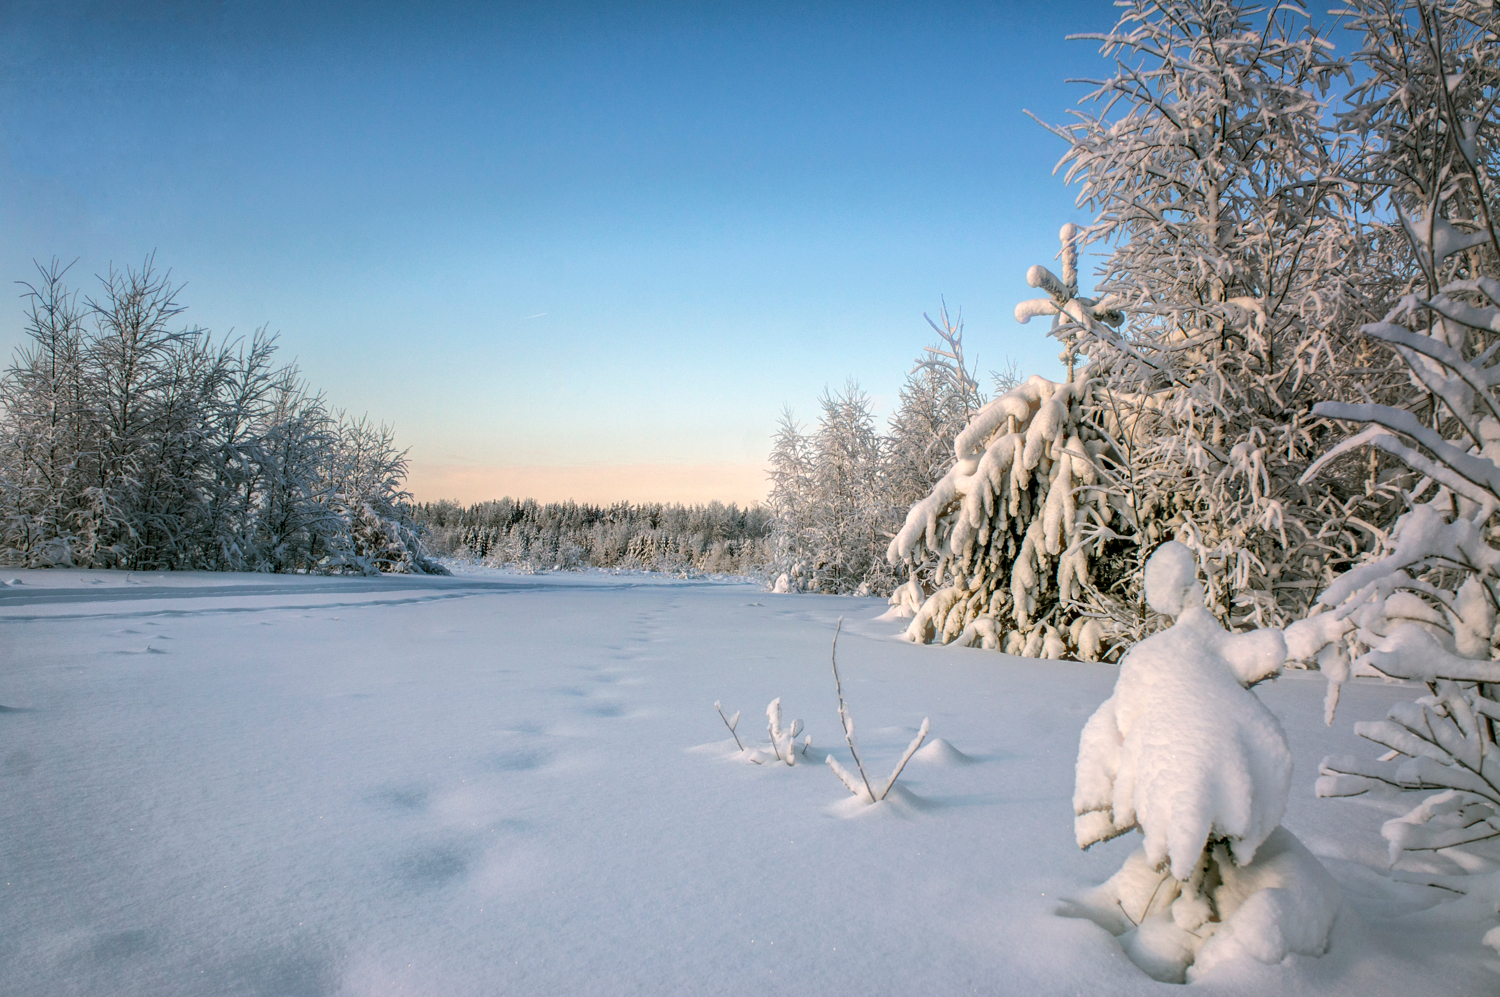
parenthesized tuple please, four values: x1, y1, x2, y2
(1, 567, 1494, 995)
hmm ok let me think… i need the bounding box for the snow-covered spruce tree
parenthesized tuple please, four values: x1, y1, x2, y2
(890, 0, 1408, 659)
(1279, 0, 1500, 944)
(1069, 542, 1340, 983)
(888, 228, 1123, 657)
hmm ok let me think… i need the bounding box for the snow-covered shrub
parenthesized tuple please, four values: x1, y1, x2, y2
(1068, 542, 1340, 982)
(1281, 0, 1500, 943)
(765, 698, 806, 766)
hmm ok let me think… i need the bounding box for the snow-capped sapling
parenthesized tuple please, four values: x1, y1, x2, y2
(1068, 542, 1340, 982)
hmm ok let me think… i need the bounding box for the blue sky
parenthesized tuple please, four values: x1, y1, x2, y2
(1, 0, 1118, 505)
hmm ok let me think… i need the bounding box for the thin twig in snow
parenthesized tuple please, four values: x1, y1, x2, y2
(881, 718, 930, 801)
(714, 700, 743, 751)
(830, 618, 875, 800)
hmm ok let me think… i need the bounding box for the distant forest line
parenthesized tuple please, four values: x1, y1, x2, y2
(410, 498, 772, 576)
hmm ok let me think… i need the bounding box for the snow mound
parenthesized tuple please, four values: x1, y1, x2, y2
(1190, 829, 1343, 981)
(827, 781, 929, 819)
(687, 739, 745, 757)
(912, 738, 973, 766)
(1066, 827, 1341, 983)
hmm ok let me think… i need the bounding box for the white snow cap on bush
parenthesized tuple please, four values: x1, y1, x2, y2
(1068, 543, 1342, 982)
(1143, 541, 1203, 617)
(1075, 542, 1291, 879)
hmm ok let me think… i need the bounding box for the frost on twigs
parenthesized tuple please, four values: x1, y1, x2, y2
(764, 698, 805, 767)
(713, 701, 743, 751)
(825, 618, 930, 805)
(713, 699, 807, 766)
(1066, 542, 1338, 982)
(894, 0, 1420, 658)
(1277, 0, 1500, 957)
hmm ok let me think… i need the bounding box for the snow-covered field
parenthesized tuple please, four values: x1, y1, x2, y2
(0, 567, 1494, 995)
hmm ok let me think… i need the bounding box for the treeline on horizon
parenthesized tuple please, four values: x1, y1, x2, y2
(411, 497, 772, 575)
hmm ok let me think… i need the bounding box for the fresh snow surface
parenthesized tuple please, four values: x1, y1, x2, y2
(1, 567, 1495, 995)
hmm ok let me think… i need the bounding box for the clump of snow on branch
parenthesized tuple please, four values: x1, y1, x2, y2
(1067, 542, 1339, 982)
(765, 697, 807, 766)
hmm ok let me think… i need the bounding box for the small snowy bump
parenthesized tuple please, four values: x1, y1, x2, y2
(912, 738, 974, 766)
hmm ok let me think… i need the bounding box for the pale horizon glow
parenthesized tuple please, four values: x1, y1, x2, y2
(406, 460, 771, 508)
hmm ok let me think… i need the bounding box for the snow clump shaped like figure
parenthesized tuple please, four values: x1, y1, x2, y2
(1067, 542, 1341, 983)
